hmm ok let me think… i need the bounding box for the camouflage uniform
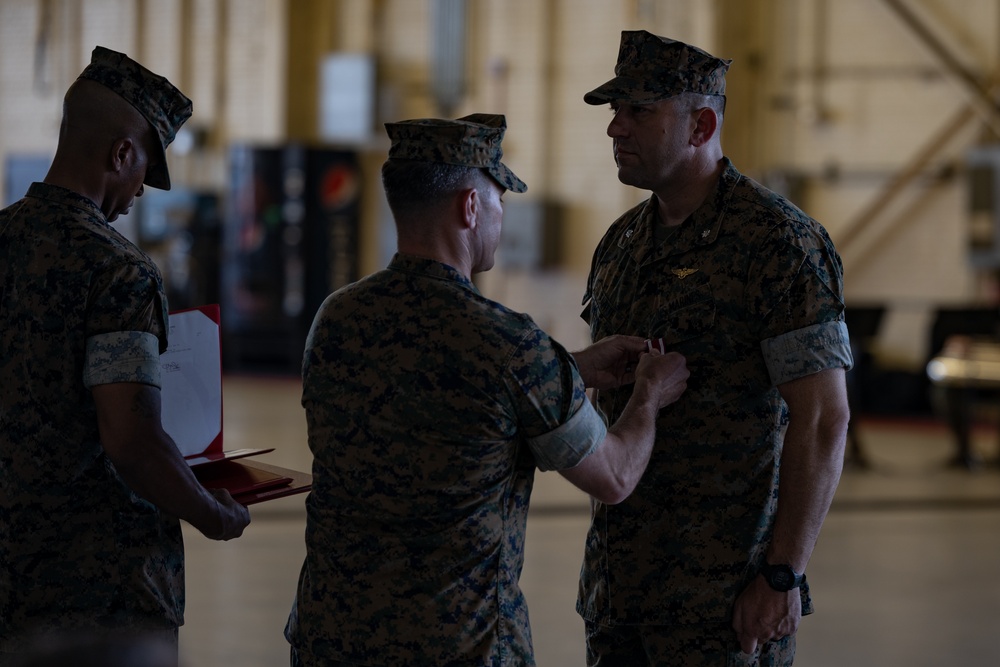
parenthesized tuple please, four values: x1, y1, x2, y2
(286, 254, 606, 666)
(0, 46, 191, 653)
(578, 158, 852, 624)
(285, 115, 603, 667)
(577, 31, 853, 665)
(0, 183, 180, 650)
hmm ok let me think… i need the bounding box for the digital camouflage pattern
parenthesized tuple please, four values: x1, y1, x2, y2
(0, 183, 181, 652)
(584, 619, 795, 666)
(285, 253, 606, 666)
(386, 113, 528, 193)
(584, 30, 731, 105)
(577, 159, 852, 626)
(78, 46, 193, 190)
(82, 330, 162, 389)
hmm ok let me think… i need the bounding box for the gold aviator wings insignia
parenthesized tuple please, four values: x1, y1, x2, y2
(671, 268, 698, 279)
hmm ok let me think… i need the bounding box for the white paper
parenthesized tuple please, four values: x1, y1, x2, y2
(160, 309, 222, 457)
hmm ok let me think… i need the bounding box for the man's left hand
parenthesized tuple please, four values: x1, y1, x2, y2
(574, 335, 647, 389)
(731, 574, 802, 655)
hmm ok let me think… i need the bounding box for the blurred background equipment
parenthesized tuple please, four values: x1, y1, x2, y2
(222, 144, 361, 374)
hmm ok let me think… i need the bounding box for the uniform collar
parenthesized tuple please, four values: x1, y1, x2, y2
(617, 157, 742, 265)
(26, 182, 107, 223)
(388, 252, 480, 294)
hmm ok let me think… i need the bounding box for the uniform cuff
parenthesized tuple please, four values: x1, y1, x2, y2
(83, 331, 162, 389)
(528, 400, 607, 472)
(761, 320, 854, 386)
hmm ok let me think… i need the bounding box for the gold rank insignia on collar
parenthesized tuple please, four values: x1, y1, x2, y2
(671, 267, 699, 279)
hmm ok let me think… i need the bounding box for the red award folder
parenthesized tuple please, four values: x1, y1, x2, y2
(162, 304, 311, 505)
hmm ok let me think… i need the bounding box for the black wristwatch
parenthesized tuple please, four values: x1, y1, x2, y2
(759, 561, 805, 592)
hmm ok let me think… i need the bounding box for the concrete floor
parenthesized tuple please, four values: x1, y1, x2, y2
(178, 376, 1000, 666)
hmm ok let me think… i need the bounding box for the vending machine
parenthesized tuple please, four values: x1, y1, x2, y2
(223, 145, 361, 373)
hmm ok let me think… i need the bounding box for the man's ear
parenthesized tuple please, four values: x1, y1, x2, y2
(690, 107, 718, 147)
(110, 137, 135, 173)
(460, 187, 480, 230)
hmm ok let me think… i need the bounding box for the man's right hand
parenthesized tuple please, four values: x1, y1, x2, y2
(558, 349, 689, 504)
(95, 382, 253, 542)
(633, 350, 689, 409)
(206, 488, 251, 541)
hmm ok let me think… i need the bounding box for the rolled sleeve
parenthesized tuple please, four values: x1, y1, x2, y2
(83, 331, 162, 389)
(761, 320, 854, 386)
(528, 399, 607, 472)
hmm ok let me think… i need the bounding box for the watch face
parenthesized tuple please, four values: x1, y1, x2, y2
(772, 568, 793, 589)
(764, 564, 798, 591)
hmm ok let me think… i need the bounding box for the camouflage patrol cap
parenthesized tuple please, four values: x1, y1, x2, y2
(385, 113, 527, 193)
(584, 30, 731, 105)
(78, 46, 192, 190)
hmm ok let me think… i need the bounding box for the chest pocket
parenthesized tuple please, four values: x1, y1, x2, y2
(643, 269, 716, 347)
(583, 247, 635, 337)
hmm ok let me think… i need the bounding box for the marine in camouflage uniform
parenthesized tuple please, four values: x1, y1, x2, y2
(577, 31, 854, 666)
(0, 47, 248, 660)
(0, 181, 180, 642)
(285, 115, 690, 666)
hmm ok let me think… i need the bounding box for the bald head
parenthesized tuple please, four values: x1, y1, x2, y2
(59, 78, 155, 158)
(43, 79, 160, 222)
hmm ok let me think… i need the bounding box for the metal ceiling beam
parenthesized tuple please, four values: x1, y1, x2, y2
(881, 0, 1000, 134)
(837, 104, 976, 251)
(838, 0, 999, 254)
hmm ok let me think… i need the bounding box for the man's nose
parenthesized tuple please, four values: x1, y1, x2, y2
(607, 110, 627, 138)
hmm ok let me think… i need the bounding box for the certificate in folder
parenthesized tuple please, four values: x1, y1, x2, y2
(160, 305, 311, 505)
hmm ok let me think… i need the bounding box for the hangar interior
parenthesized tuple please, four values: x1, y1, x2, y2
(2, 1, 1000, 665)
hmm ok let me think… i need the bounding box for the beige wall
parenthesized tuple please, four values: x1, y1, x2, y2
(3, 0, 999, 364)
